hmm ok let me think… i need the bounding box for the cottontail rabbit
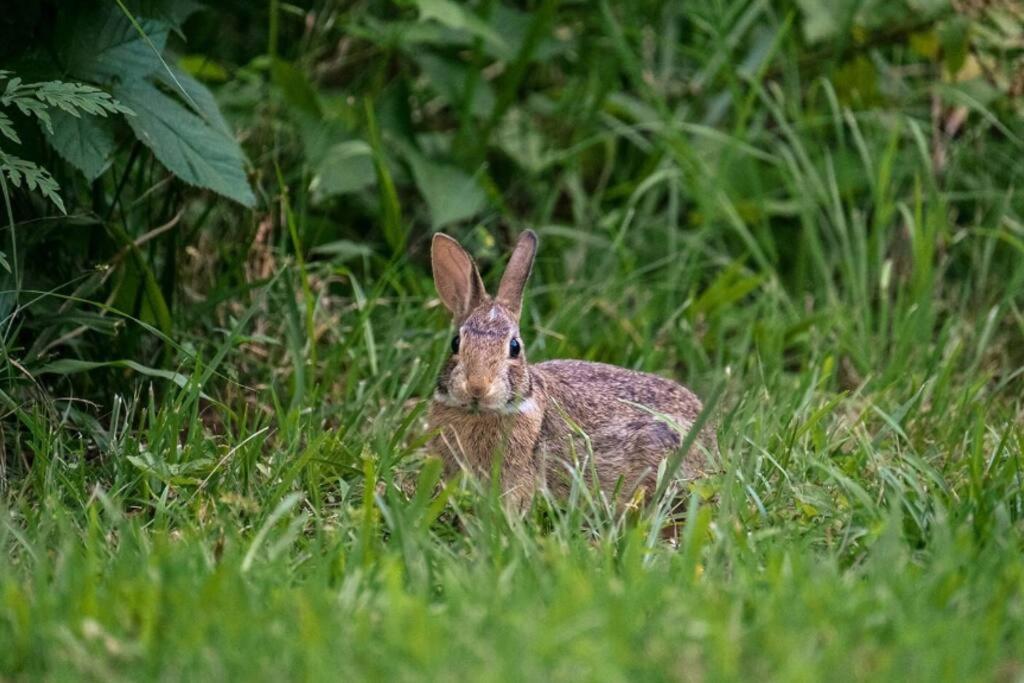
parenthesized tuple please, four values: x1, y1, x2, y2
(428, 230, 716, 509)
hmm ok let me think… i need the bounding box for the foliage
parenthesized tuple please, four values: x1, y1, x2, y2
(1, 0, 1024, 679)
(0, 71, 132, 215)
(0, 4, 254, 212)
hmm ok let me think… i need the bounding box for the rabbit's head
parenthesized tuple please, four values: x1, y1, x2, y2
(431, 231, 538, 413)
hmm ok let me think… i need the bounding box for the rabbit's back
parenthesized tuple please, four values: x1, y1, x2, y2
(532, 360, 716, 498)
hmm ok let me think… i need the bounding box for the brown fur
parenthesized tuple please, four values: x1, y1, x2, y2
(428, 231, 717, 509)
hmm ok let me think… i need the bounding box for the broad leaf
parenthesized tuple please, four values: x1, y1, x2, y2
(156, 64, 231, 136)
(65, 7, 170, 84)
(406, 151, 487, 228)
(310, 140, 376, 201)
(114, 80, 256, 207)
(46, 111, 116, 181)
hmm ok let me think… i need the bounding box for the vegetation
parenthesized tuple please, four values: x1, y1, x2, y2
(2, 0, 1023, 679)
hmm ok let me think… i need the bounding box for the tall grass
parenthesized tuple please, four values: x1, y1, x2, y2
(2, 0, 1024, 680)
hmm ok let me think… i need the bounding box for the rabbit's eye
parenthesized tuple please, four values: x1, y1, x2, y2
(509, 338, 521, 358)
(451, 335, 460, 354)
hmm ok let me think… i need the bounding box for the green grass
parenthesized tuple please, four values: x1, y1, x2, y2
(3, 1, 1024, 680)
(4, 174, 1023, 679)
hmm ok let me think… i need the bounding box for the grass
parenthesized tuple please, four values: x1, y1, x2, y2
(3, 1, 1024, 680)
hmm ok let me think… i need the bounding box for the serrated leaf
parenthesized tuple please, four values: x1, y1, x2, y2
(46, 111, 117, 181)
(406, 151, 487, 228)
(12, 98, 52, 133)
(113, 79, 256, 207)
(0, 151, 66, 213)
(0, 112, 19, 144)
(65, 7, 170, 84)
(156, 64, 231, 136)
(33, 81, 132, 117)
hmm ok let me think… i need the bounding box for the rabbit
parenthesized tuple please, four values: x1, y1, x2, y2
(428, 229, 717, 510)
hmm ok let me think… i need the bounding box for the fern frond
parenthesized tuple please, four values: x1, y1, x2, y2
(0, 71, 129, 211)
(12, 98, 53, 133)
(34, 81, 134, 117)
(0, 150, 66, 214)
(0, 112, 19, 144)
(0, 73, 133, 133)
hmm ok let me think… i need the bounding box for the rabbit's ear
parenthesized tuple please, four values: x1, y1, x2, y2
(432, 233, 487, 321)
(496, 230, 538, 320)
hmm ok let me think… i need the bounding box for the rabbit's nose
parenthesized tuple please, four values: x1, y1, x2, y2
(466, 380, 491, 399)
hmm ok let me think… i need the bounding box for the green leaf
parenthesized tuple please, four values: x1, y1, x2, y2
(406, 151, 487, 228)
(413, 0, 507, 53)
(0, 112, 20, 144)
(45, 111, 116, 181)
(32, 81, 133, 117)
(156, 64, 231, 136)
(113, 79, 256, 207)
(309, 140, 376, 201)
(65, 7, 170, 84)
(0, 151, 65, 213)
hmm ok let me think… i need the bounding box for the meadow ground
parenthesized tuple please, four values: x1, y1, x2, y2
(2, 1, 1024, 681)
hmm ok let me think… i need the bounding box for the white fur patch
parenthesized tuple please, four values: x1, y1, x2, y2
(516, 397, 538, 414)
(435, 390, 537, 416)
(488, 306, 498, 321)
(432, 390, 462, 407)
(497, 397, 538, 415)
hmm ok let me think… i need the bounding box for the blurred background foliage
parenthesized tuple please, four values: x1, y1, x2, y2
(1, 0, 1023, 470)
